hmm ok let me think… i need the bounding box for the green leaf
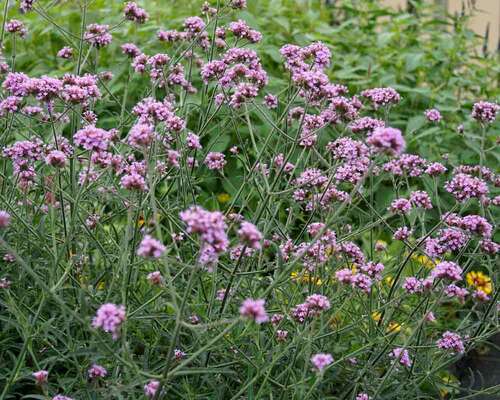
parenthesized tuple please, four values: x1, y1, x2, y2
(406, 115, 426, 135)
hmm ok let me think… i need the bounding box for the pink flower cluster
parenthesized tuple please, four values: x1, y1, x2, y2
(201, 47, 268, 108)
(124, 2, 149, 23)
(437, 331, 465, 354)
(425, 108, 442, 122)
(239, 298, 269, 323)
(179, 206, 229, 265)
(238, 221, 263, 249)
(471, 101, 499, 124)
(430, 261, 463, 281)
(291, 294, 330, 323)
(137, 235, 166, 259)
(367, 127, 406, 156)
(310, 353, 333, 372)
(389, 347, 412, 367)
(361, 87, 401, 108)
(84, 24, 112, 48)
(91, 303, 126, 340)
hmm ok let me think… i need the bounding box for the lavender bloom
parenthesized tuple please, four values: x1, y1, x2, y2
(389, 198, 412, 215)
(402, 277, 423, 294)
(57, 47, 73, 59)
(124, 2, 149, 23)
(0, 211, 11, 228)
(239, 298, 269, 323)
(91, 303, 126, 340)
(311, 353, 333, 372)
(394, 226, 412, 241)
(144, 380, 160, 398)
(33, 370, 48, 385)
(137, 235, 166, 259)
(425, 108, 442, 122)
(389, 348, 412, 367)
(367, 127, 406, 155)
(238, 221, 263, 249)
(88, 364, 107, 379)
(431, 261, 463, 282)
(437, 331, 465, 354)
(84, 24, 112, 47)
(471, 101, 499, 124)
(361, 87, 401, 108)
(445, 173, 488, 202)
(204, 152, 226, 170)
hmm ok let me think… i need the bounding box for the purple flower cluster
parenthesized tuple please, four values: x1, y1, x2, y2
(430, 261, 463, 281)
(311, 353, 333, 372)
(91, 303, 126, 340)
(88, 364, 107, 379)
(425, 108, 442, 122)
(349, 116, 385, 134)
(437, 331, 465, 354)
(84, 24, 112, 48)
(201, 47, 268, 108)
(471, 101, 499, 124)
(410, 190, 433, 209)
(389, 348, 412, 367)
(239, 298, 269, 323)
(124, 2, 149, 23)
(291, 294, 330, 323)
(445, 173, 489, 202)
(367, 127, 406, 156)
(180, 206, 229, 265)
(238, 221, 262, 249)
(6, 20, 27, 38)
(361, 87, 401, 108)
(389, 198, 412, 215)
(229, 19, 262, 43)
(204, 152, 226, 170)
(137, 235, 166, 259)
(57, 46, 73, 59)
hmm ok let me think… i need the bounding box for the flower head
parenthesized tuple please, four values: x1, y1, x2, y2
(311, 353, 333, 372)
(466, 271, 492, 295)
(88, 364, 107, 379)
(33, 370, 48, 385)
(137, 235, 166, 259)
(92, 303, 126, 340)
(367, 127, 405, 155)
(437, 331, 465, 354)
(0, 211, 11, 228)
(389, 347, 412, 367)
(144, 380, 160, 398)
(239, 298, 268, 323)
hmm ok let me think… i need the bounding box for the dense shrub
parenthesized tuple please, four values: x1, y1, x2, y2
(0, 1, 498, 399)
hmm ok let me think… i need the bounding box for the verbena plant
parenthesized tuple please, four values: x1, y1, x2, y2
(0, 1, 498, 399)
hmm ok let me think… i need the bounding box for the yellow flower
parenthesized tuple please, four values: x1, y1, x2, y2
(217, 193, 231, 203)
(387, 321, 402, 333)
(96, 281, 106, 290)
(137, 214, 145, 228)
(371, 311, 381, 322)
(291, 271, 323, 286)
(384, 276, 394, 287)
(466, 271, 492, 295)
(411, 254, 439, 269)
